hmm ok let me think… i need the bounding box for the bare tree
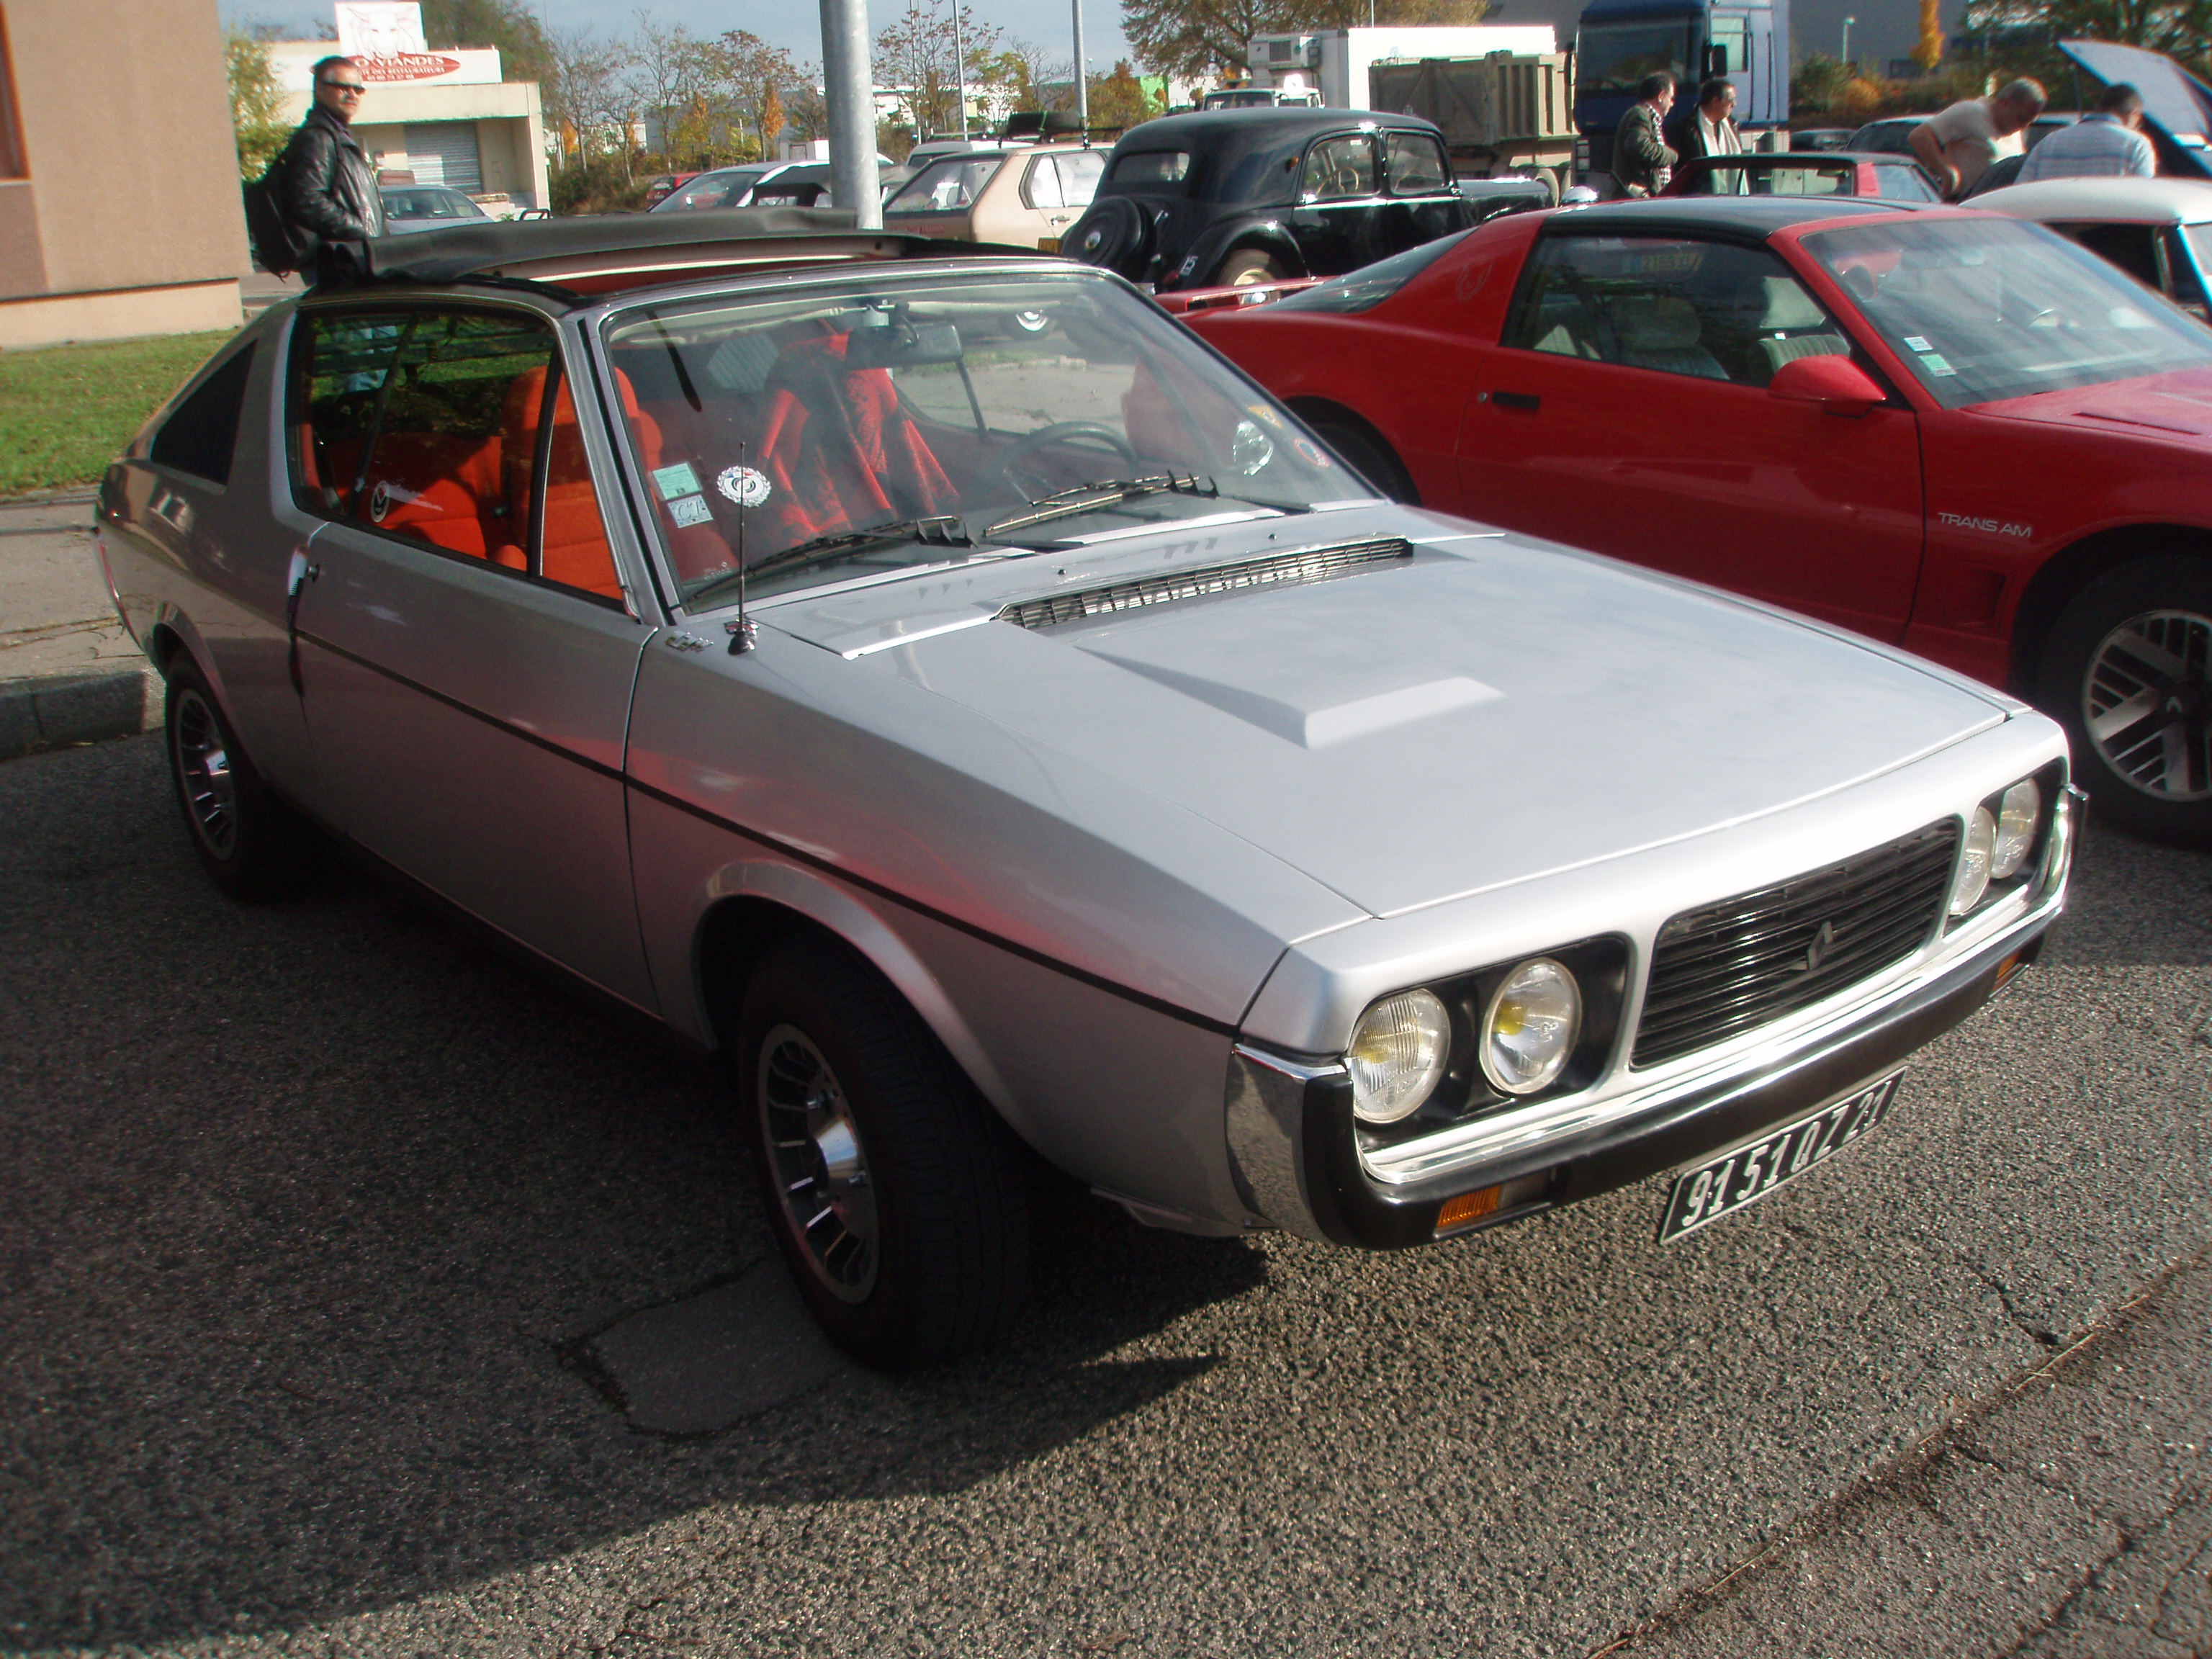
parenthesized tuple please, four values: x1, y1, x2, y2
(874, 0, 1004, 138)
(545, 24, 634, 168)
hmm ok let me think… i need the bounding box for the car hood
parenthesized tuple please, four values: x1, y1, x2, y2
(1972, 367, 2212, 439)
(758, 513, 2008, 919)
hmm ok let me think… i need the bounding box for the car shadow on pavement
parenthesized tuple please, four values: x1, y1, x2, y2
(0, 737, 1265, 1653)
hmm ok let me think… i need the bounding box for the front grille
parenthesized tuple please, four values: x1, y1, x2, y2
(1631, 819, 1959, 1069)
(997, 538, 1411, 631)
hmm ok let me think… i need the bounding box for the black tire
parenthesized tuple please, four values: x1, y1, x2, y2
(2034, 554, 2212, 845)
(1215, 248, 1287, 287)
(1066, 197, 1149, 276)
(739, 932, 1029, 1370)
(163, 659, 318, 901)
(1308, 418, 1416, 503)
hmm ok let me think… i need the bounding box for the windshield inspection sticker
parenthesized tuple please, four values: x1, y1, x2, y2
(667, 494, 715, 529)
(1918, 351, 1957, 377)
(1903, 336, 1933, 352)
(716, 464, 773, 507)
(652, 462, 702, 501)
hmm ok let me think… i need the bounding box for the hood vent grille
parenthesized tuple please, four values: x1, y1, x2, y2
(997, 537, 1413, 631)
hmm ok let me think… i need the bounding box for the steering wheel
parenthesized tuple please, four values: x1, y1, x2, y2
(991, 421, 1141, 503)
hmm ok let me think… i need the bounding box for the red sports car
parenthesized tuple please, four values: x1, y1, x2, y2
(1186, 196, 2212, 842)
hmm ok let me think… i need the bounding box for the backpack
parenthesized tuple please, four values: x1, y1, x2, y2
(242, 143, 310, 276)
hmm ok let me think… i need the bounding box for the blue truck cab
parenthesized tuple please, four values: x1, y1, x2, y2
(1574, 0, 1787, 176)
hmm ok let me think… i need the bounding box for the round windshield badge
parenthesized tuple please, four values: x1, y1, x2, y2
(369, 479, 390, 521)
(716, 465, 772, 507)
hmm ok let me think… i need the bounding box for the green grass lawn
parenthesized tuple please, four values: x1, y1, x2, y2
(0, 329, 238, 497)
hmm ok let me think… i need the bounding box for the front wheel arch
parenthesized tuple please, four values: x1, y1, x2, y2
(1285, 398, 1419, 503)
(2008, 524, 2212, 698)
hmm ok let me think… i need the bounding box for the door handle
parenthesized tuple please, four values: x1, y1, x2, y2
(1483, 391, 1541, 412)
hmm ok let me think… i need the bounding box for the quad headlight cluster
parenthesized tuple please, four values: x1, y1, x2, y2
(1948, 770, 2067, 920)
(1346, 945, 1619, 1127)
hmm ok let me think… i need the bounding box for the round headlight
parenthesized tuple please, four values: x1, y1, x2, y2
(1480, 958, 1581, 1096)
(1950, 806, 1996, 915)
(1347, 988, 1451, 1124)
(1990, 778, 2041, 880)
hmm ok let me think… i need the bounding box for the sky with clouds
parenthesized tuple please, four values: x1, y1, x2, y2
(224, 0, 1138, 77)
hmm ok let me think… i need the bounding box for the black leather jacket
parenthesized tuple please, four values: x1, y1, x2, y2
(279, 104, 384, 247)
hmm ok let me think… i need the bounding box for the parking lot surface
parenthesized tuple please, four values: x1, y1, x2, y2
(4, 733, 2208, 1657)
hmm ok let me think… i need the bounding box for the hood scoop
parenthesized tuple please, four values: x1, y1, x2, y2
(996, 536, 1413, 631)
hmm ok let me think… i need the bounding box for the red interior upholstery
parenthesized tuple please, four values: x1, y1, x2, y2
(500, 367, 624, 598)
(361, 430, 503, 556)
(757, 333, 956, 543)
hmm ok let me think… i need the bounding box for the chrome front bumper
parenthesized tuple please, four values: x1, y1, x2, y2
(1226, 790, 2078, 1249)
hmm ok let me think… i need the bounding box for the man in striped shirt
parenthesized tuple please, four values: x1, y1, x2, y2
(2018, 83, 2157, 182)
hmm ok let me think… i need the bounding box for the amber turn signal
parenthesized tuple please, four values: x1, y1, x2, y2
(1437, 1187, 1502, 1231)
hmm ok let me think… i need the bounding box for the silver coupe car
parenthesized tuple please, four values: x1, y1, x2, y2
(96, 212, 2078, 1369)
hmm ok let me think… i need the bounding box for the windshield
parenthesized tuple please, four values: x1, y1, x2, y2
(1802, 217, 2212, 408)
(601, 272, 1354, 604)
(653, 168, 770, 212)
(1273, 233, 1469, 313)
(1575, 20, 1691, 98)
(886, 156, 1004, 213)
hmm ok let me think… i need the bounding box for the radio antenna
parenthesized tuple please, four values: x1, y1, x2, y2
(727, 441, 757, 655)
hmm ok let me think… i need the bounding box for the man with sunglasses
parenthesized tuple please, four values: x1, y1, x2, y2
(273, 55, 385, 277)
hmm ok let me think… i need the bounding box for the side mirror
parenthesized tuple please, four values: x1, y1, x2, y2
(1768, 352, 1885, 415)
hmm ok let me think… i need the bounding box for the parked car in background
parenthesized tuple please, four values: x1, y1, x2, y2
(882, 142, 1106, 251)
(1200, 86, 1321, 109)
(652, 164, 781, 212)
(95, 210, 2075, 1369)
(1660, 151, 1941, 201)
(378, 185, 490, 234)
(1062, 107, 1475, 291)
(644, 171, 701, 207)
(1187, 196, 2212, 841)
(1790, 127, 1858, 151)
(1974, 175, 2212, 319)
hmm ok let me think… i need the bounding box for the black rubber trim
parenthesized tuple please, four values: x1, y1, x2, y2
(1297, 936, 2042, 1250)
(293, 626, 1241, 1038)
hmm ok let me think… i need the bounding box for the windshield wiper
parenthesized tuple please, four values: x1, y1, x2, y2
(983, 474, 1215, 541)
(687, 514, 972, 606)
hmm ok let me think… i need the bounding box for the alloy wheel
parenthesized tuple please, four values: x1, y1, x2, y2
(757, 1024, 878, 1303)
(172, 688, 239, 857)
(2082, 608, 2212, 801)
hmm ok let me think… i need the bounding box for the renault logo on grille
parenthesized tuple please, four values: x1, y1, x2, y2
(1804, 919, 1838, 974)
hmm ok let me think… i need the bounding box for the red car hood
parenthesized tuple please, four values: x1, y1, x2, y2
(1974, 367, 2212, 439)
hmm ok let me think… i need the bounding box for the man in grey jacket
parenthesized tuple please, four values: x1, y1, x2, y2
(276, 55, 385, 276)
(1613, 73, 1678, 197)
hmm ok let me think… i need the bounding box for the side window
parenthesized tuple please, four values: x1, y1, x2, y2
(1023, 153, 1068, 210)
(1503, 236, 1851, 386)
(1301, 135, 1377, 201)
(2161, 226, 2207, 310)
(149, 343, 256, 486)
(1384, 132, 1449, 196)
(1023, 151, 1106, 210)
(1877, 165, 1941, 202)
(288, 309, 623, 601)
(2067, 223, 2164, 293)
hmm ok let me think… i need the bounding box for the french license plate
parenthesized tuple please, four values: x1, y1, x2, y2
(1657, 1072, 1904, 1244)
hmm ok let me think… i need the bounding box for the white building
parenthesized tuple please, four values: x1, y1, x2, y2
(266, 5, 548, 210)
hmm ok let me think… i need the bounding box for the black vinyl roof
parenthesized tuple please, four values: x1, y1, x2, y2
(1545, 195, 1924, 240)
(351, 207, 953, 289)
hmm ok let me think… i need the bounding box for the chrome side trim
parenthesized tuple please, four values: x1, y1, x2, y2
(1225, 1046, 1341, 1241)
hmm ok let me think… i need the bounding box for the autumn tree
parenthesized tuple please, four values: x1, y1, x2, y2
(544, 24, 634, 170)
(874, 0, 1005, 137)
(1122, 0, 1485, 78)
(226, 27, 290, 180)
(419, 0, 554, 85)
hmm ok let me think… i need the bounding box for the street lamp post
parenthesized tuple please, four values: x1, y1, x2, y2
(819, 0, 881, 228)
(950, 0, 968, 140)
(1841, 15, 1856, 70)
(1072, 0, 1087, 127)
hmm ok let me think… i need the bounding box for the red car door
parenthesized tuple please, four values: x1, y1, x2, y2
(1454, 228, 1925, 642)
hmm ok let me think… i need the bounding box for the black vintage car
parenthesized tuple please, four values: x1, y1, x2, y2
(1061, 108, 1478, 292)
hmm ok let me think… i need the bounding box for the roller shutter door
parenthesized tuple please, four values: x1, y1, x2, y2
(403, 122, 483, 194)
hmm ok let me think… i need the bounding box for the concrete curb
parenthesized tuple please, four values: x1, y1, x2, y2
(0, 662, 161, 760)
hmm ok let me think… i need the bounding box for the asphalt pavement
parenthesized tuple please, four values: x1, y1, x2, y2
(2, 729, 2208, 1657)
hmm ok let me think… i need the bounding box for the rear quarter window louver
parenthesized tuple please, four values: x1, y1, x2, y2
(997, 537, 1413, 630)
